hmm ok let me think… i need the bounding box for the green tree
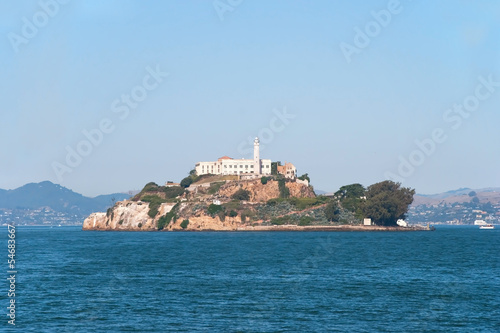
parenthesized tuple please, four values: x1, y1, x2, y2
(468, 191, 477, 197)
(271, 161, 281, 175)
(334, 183, 366, 219)
(180, 176, 193, 188)
(335, 183, 366, 199)
(363, 181, 415, 226)
(324, 201, 341, 222)
(261, 176, 268, 185)
(298, 173, 310, 183)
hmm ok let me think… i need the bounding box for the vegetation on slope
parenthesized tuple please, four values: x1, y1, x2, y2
(124, 169, 415, 229)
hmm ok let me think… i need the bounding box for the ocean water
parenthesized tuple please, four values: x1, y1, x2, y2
(4, 226, 500, 332)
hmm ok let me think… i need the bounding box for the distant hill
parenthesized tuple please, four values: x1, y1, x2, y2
(0, 181, 130, 217)
(413, 188, 500, 206)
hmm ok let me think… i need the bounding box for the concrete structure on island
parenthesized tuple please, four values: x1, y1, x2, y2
(195, 137, 272, 176)
(277, 162, 297, 179)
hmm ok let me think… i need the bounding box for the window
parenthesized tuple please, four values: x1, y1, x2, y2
(250, 165, 254, 168)
(224, 165, 227, 168)
(240, 165, 243, 168)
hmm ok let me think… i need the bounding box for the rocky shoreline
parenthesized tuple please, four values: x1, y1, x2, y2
(84, 223, 433, 232)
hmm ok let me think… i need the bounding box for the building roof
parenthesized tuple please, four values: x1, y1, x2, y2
(218, 156, 233, 160)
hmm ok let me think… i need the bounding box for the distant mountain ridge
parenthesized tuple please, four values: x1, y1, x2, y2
(0, 181, 130, 217)
(417, 187, 500, 199)
(413, 187, 500, 207)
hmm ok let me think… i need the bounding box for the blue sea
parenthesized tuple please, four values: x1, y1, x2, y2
(3, 226, 499, 332)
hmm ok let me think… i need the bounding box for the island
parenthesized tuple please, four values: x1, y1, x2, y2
(83, 137, 429, 232)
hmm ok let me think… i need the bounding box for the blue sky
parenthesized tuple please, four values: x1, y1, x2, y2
(1, 0, 499, 197)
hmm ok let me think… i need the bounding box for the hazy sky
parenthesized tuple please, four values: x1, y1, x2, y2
(1, 0, 499, 197)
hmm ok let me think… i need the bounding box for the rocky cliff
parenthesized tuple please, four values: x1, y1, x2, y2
(82, 200, 176, 231)
(217, 179, 315, 202)
(82, 178, 317, 231)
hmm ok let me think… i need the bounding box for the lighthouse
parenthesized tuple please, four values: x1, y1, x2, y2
(253, 137, 261, 175)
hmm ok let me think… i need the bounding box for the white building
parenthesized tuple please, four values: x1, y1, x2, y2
(195, 137, 272, 176)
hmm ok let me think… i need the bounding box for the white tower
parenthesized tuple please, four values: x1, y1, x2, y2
(253, 137, 261, 175)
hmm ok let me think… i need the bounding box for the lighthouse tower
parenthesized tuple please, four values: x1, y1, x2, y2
(253, 137, 261, 175)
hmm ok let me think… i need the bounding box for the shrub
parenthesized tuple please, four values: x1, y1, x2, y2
(142, 182, 159, 192)
(261, 177, 268, 185)
(208, 182, 225, 194)
(138, 223, 142, 228)
(164, 186, 185, 199)
(208, 203, 223, 216)
(299, 215, 313, 226)
(229, 210, 238, 217)
(266, 198, 288, 205)
(118, 219, 124, 225)
(288, 197, 323, 210)
(270, 215, 292, 225)
(142, 195, 167, 218)
(180, 219, 189, 229)
(157, 202, 181, 230)
(298, 173, 310, 183)
(325, 201, 341, 222)
(223, 200, 242, 212)
(240, 209, 255, 222)
(232, 189, 250, 201)
(132, 182, 160, 201)
(180, 177, 193, 188)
